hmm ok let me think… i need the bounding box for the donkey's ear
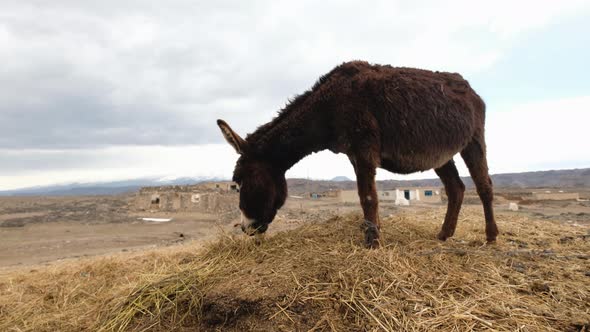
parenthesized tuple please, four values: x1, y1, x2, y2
(217, 119, 247, 154)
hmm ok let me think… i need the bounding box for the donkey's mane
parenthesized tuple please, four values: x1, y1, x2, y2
(244, 63, 346, 153)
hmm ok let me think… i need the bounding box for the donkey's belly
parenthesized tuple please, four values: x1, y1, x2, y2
(380, 147, 460, 174)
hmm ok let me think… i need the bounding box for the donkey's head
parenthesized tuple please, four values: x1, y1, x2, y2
(217, 119, 287, 235)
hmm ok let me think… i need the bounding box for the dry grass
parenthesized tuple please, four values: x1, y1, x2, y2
(1, 206, 589, 331)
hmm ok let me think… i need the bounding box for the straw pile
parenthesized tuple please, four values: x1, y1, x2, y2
(1, 206, 589, 331)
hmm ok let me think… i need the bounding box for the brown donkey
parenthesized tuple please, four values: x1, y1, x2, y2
(217, 61, 498, 248)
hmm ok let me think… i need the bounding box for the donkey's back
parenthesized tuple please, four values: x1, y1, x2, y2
(325, 62, 485, 174)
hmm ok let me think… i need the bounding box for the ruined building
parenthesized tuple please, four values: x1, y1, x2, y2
(135, 181, 239, 214)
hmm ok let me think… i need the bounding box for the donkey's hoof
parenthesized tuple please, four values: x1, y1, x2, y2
(365, 238, 380, 249)
(486, 231, 499, 244)
(364, 230, 380, 249)
(437, 232, 450, 241)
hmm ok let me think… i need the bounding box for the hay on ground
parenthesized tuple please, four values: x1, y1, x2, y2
(1, 207, 589, 331)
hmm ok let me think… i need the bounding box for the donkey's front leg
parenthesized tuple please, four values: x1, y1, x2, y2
(353, 160, 380, 249)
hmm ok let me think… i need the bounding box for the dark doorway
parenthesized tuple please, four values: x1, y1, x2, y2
(404, 190, 410, 200)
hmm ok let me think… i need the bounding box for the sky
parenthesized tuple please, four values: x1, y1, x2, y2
(1, 0, 589, 190)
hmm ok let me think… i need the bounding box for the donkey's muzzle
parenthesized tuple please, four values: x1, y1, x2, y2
(241, 213, 268, 235)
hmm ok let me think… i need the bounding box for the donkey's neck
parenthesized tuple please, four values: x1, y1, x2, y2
(245, 94, 330, 172)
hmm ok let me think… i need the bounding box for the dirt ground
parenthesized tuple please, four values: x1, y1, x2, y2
(0, 194, 339, 269)
(0, 196, 220, 269)
(1, 190, 589, 271)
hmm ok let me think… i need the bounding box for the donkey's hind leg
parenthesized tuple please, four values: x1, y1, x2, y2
(435, 159, 465, 241)
(461, 137, 499, 242)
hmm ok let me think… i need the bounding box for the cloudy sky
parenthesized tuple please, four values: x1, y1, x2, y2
(1, 0, 589, 190)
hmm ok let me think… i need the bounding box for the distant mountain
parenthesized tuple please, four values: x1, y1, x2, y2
(331, 176, 353, 182)
(484, 168, 590, 188)
(287, 167, 590, 194)
(2, 168, 588, 197)
(0, 176, 225, 196)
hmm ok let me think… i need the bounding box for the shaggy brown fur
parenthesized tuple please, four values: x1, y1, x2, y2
(218, 61, 498, 248)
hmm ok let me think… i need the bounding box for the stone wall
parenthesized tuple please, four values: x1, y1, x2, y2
(531, 192, 579, 201)
(134, 183, 239, 214)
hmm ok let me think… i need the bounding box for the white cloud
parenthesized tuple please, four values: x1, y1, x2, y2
(485, 96, 590, 173)
(0, 1, 589, 189)
(0, 144, 238, 190)
(3, 1, 588, 148)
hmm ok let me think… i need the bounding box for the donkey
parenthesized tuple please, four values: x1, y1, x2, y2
(217, 61, 498, 248)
